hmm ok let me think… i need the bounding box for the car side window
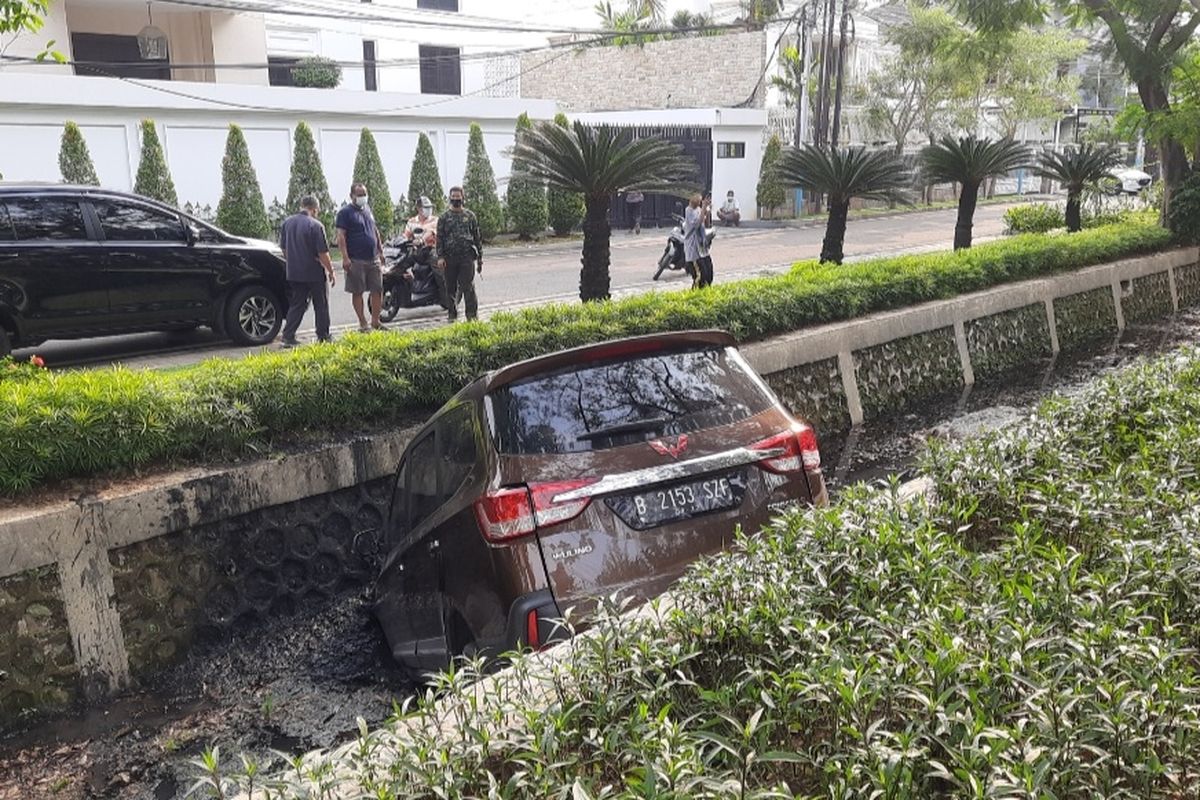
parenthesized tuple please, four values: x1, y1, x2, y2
(0, 204, 14, 241)
(407, 433, 439, 530)
(7, 198, 89, 241)
(438, 404, 477, 503)
(91, 199, 186, 242)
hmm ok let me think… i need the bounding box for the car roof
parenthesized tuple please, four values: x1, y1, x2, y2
(481, 330, 738, 394)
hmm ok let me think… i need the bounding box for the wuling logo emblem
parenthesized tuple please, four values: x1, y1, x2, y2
(649, 435, 689, 459)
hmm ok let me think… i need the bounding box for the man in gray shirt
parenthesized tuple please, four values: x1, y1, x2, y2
(279, 195, 337, 346)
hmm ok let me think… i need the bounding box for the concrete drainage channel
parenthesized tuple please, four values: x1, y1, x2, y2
(1, 249, 1199, 799)
(4, 310, 1200, 799)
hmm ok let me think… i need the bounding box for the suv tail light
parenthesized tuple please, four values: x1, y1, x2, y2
(474, 478, 598, 544)
(751, 426, 821, 474)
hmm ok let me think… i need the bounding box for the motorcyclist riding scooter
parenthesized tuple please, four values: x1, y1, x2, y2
(381, 197, 449, 321)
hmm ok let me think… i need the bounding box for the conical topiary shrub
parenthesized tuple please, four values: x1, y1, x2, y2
(59, 121, 100, 186)
(285, 121, 335, 237)
(408, 132, 445, 214)
(352, 128, 394, 235)
(756, 133, 786, 219)
(134, 119, 178, 206)
(506, 113, 548, 240)
(215, 124, 270, 240)
(546, 113, 585, 237)
(463, 123, 502, 241)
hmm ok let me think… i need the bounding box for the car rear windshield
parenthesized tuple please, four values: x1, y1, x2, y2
(489, 347, 774, 455)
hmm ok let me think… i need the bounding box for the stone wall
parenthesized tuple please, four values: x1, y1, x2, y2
(519, 31, 767, 112)
(1, 246, 1198, 726)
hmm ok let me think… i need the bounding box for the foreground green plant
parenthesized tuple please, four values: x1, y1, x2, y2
(206, 345, 1200, 797)
(0, 221, 1174, 494)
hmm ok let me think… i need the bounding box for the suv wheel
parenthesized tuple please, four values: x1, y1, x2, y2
(225, 285, 283, 346)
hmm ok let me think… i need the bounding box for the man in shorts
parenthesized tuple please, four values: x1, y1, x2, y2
(336, 182, 386, 332)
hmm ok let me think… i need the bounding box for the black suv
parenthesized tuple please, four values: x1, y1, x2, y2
(0, 184, 289, 356)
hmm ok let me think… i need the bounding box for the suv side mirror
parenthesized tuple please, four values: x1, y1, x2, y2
(185, 224, 200, 246)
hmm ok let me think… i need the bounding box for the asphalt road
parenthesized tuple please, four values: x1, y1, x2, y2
(17, 203, 1018, 371)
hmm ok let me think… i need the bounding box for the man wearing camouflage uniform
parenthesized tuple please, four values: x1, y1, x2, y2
(436, 185, 484, 322)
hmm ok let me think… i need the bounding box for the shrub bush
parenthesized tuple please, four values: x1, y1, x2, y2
(756, 132, 786, 218)
(408, 133, 445, 214)
(1004, 202, 1064, 234)
(58, 121, 100, 186)
(285, 121, 335, 239)
(133, 120, 178, 206)
(201, 345, 1200, 797)
(463, 122, 503, 241)
(0, 220, 1174, 494)
(215, 124, 270, 240)
(352, 128, 395, 236)
(290, 56, 341, 89)
(1168, 169, 1200, 244)
(546, 113, 584, 236)
(506, 113, 548, 240)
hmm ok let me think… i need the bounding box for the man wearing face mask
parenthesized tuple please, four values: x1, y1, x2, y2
(336, 182, 386, 332)
(436, 186, 483, 322)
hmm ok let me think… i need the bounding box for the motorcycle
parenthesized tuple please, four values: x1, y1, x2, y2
(380, 228, 448, 322)
(653, 212, 716, 281)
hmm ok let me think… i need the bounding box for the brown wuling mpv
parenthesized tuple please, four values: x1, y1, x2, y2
(374, 330, 828, 676)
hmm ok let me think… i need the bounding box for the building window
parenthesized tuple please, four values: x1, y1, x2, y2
(268, 56, 299, 86)
(717, 142, 746, 159)
(418, 0, 459, 10)
(71, 33, 170, 80)
(363, 40, 378, 91)
(419, 45, 461, 95)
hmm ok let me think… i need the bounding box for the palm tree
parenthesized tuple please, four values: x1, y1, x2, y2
(777, 145, 912, 264)
(920, 136, 1030, 249)
(1034, 144, 1124, 233)
(510, 121, 697, 301)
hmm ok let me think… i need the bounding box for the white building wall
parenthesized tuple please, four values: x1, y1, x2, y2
(0, 74, 554, 211)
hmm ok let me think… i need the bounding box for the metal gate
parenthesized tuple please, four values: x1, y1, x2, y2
(609, 125, 713, 231)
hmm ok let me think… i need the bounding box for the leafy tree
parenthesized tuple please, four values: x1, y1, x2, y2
(215, 124, 270, 240)
(756, 134, 787, 218)
(1168, 169, 1200, 244)
(1, 1, 62, 59)
(546, 115, 586, 237)
(58, 121, 100, 185)
(670, 9, 718, 36)
(594, 0, 660, 46)
(285, 121, 334, 237)
(777, 145, 912, 264)
(920, 136, 1030, 249)
(506, 113, 548, 240)
(352, 128, 394, 235)
(739, 0, 780, 29)
(981, 28, 1086, 138)
(133, 119, 178, 206)
(1034, 145, 1124, 232)
(511, 121, 696, 301)
(408, 133, 445, 214)
(463, 122, 503, 241)
(291, 56, 342, 89)
(949, 0, 1199, 221)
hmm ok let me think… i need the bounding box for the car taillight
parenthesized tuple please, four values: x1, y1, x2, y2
(474, 478, 598, 544)
(526, 609, 541, 649)
(751, 426, 821, 474)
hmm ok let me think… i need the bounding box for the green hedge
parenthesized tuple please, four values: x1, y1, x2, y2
(0, 221, 1176, 493)
(200, 345, 1200, 796)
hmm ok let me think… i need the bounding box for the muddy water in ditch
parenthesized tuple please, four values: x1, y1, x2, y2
(3, 310, 1198, 800)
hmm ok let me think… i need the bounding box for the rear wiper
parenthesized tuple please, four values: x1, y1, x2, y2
(576, 417, 670, 441)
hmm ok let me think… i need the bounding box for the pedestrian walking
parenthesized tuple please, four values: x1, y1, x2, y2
(278, 195, 336, 347)
(436, 186, 483, 322)
(683, 193, 714, 289)
(625, 190, 644, 234)
(336, 182, 387, 332)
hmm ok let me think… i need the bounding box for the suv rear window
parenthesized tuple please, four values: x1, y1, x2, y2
(490, 347, 773, 455)
(5, 197, 88, 241)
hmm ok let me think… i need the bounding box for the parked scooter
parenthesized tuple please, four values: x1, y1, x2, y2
(381, 228, 447, 322)
(653, 212, 716, 281)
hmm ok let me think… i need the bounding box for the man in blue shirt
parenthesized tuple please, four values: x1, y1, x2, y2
(336, 182, 386, 332)
(279, 195, 336, 347)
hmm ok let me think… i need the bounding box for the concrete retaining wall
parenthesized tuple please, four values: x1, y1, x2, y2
(1, 245, 1197, 726)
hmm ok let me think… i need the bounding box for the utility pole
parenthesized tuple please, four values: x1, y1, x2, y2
(814, 0, 837, 148)
(795, 2, 810, 149)
(829, 0, 852, 148)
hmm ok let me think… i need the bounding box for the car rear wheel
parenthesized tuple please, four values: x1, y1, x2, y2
(653, 249, 671, 281)
(0, 327, 10, 359)
(225, 285, 283, 346)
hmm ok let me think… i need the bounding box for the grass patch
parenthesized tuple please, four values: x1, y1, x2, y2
(194, 345, 1200, 797)
(0, 221, 1177, 494)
